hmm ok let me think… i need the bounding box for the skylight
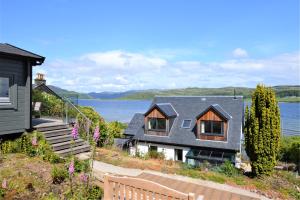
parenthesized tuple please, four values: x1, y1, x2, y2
(181, 119, 192, 128)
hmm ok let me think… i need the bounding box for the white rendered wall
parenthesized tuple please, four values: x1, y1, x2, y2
(135, 142, 190, 162)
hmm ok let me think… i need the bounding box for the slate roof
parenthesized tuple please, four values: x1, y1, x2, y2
(0, 43, 45, 65)
(145, 103, 178, 118)
(197, 104, 232, 120)
(125, 96, 244, 151)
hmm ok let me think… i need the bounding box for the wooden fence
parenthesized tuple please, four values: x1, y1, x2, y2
(104, 174, 196, 200)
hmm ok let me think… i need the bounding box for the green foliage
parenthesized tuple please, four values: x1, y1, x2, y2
(244, 84, 281, 176)
(289, 142, 300, 173)
(0, 132, 64, 164)
(0, 188, 5, 199)
(0, 134, 35, 156)
(74, 158, 90, 173)
(32, 90, 64, 117)
(213, 160, 241, 177)
(86, 185, 103, 200)
(145, 150, 165, 160)
(77, 106, 114, 146)
(279, 136, 300, 173)
(107, 121, 126, 138)
(51, 166, 68, 184)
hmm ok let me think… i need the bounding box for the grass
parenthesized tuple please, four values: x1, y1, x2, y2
(95, 147, 300, 200)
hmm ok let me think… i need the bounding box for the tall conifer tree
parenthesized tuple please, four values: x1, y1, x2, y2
(244, 84, 281, 175)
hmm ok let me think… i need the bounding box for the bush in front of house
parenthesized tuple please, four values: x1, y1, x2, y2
(212, 160, 241, 177)
(145, 150, 165, 160)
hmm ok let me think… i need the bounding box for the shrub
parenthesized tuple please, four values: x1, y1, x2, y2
(107, 121, 125, 138)
(215, 160, 241, 177)
(146, 150, 165, 160)
(74, 158, 90, 173)
(87, 185, 103, 200)
(0, 188, 5, 198)
(198, 160, 211, 171)
(51, 166, 68, 184)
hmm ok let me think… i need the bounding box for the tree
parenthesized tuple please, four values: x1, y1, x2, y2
(244, 84, 281, 176)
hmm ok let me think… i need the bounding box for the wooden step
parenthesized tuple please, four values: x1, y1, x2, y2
(45, 134, 76, 144)
(36, 124, 69, 132)
(55, 144, 91, 157)
(43, 128, 72, 138)
(52, 139, 86, 151)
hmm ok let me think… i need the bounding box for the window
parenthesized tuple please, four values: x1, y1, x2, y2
(0, 77, 10, 103)
(148, 118, 166, 131)
(175, 149, 183, 161)
(201, 121, 223, 135)
(181, 119, 192, 128)
(149, 146, 157, 152)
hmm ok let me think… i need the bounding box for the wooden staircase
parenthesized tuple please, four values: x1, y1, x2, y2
(35, 123, 90, 157)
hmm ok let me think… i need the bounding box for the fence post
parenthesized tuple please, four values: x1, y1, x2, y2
(188, 193, 196, 200)
(104, 174, 112, 200)
(65, 102, 68, 124)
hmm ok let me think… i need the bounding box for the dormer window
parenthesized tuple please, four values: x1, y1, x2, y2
(196, 104, 229, 141)
(148, 118, 166, 131)
(201, 121, 223, 135)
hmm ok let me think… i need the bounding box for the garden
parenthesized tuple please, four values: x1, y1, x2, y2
(0, 131, 104, 200)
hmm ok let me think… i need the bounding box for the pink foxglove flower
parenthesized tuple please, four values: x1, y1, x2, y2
(79, 173, 88, 182)
(2, 179, 7, 189)
(71, 124, 79, 140)
(69, 160, 75, 175)
(31, 136, 38, 146)
(93, 126, 100, 142)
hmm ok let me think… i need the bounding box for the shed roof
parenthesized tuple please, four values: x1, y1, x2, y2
(0, 43, 45, 65)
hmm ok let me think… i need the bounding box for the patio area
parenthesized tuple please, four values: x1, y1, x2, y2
(32, 118, 65, 129)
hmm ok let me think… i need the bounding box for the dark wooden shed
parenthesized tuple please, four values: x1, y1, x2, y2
(0, 43, 45, 135)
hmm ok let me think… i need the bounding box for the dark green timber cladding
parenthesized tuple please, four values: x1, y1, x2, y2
(0, 57, 31, 135)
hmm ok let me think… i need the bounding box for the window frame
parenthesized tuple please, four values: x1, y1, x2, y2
(0, 73, 16, 109)
(147, 117, 167, 132)
(0, 76, 10, 103)
(200, 120, 224, 136)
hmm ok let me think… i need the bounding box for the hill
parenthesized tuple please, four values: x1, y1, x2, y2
(47, 85, 300, 102)
(48, 85, 92, 99)
(88, 90, 138, 99)
(118, 86, 300, 101)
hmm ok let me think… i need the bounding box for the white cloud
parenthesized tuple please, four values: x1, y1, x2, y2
(232, 48, 248, 58)
(33, 50, 300, 92)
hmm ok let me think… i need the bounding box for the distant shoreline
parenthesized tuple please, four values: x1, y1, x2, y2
(78, 97, 300, 103)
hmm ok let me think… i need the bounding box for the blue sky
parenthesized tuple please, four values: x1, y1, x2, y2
(0, 0, 299, 92)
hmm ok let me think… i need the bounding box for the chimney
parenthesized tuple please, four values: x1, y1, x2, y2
(234, 88, 237, 99)
(34, 73, 46, 85)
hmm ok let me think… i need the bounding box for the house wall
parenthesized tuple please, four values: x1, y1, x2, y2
(196, 109, 228, 141)
(135, 142, 190, 162)
(0, 57, 31, 135)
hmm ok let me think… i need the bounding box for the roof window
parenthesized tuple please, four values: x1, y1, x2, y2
(181, 119, 192, 128)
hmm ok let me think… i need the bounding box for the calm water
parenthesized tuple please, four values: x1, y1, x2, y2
(78, 99, 300, 136)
